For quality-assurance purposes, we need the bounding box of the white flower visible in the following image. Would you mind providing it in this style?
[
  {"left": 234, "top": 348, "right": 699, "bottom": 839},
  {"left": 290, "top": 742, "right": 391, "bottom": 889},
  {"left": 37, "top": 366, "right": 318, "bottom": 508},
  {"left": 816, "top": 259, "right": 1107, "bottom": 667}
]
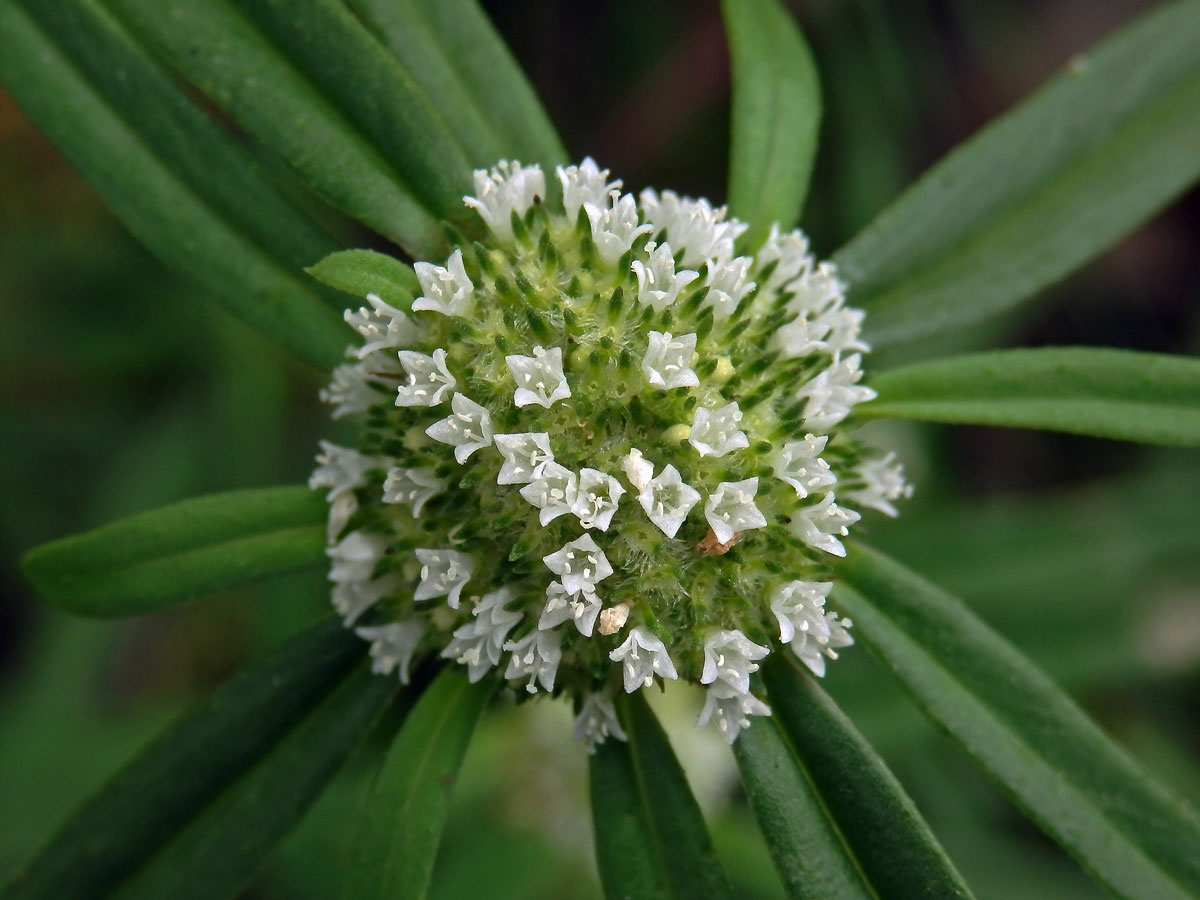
[
  {"left": 844, "top": 452, "right": 912, "bottom": 518},
  {"left": 638, "top": 189, "right": 745, "bottom": 267},
  {"left": 556, "top": 157, "right": 620, "bottom": 222},
  {"left": 539, "top": 580, "right": 603, "bottom": 637},
  {"left": 327, "top": 530, "right": 387, "bottom": 585},
  {"left": 504, "top": 629, "right": 562, "bottom": 693},
  {"left": 775, "top": 298, "right": 867, "bottom": 359},
  {"left": 773, "top": 435, "right": 836, "bottom": 499},
  {"left": 609, "top": 626, "right": 679, "bottom": 692},
  {"left": 320, "top": 361, "right": 378, "bottom": 419},
  {"left": 412, "top": 249, "right": 474, "bottom": 317},
  {"left": 382, "top": 467, "right": 444, "bottom": 516},
  {"left": 463, "top": 160, "right": 546, "bottom": 243},
  {"left": 572, "top": 468, "right": 626, "bottom": 531},
  {"left": 425, "top": 393, "right": 494, "bottom": 463},
  {"left": 697, "top": 687, "right": 771, "bottom": 743},
  {"left": 573, "top": 689, "right": 627, "bottom": 752},
  {"left": 395, "top": 348, "right": 456, "bottom": 407},
  {"left": 543, "top": 534, "right": 613, "bottom": 594},
  {"left": 791, "top": 492, "right": 861, "bottom": 557},
  {"left": 689, "top": 402, "right": 749, "bottom": 457},
  {"left": 493, "top": 432, "right": 554, "bottom": 485},
  {"left": 705, "top": 478, "right": 768, "bottom": 545},
  {"left": 770, "top": 580, "right": 834, "bottom": 644},
  {"left": 585, "top": 191, "right": 652, "bottom": 265},
  {"left": 332, "top": 576, "right": 397, "bottom": 626},
  {"left": 700, "top": 629, "right": 769, "bottom": 695},
  {"left": 413, "top": 548, "right": 474, "bottom": 608},
  {"left": 344, "top": 293, "right": 420, "bottom": 357},
  {"left": 756, "top": 224, "right": 813, "bottom": 294},
  {"left": 308, "top": 441, "right": 380, "bottom": 502},
  {"left": 621, "top": 448, "right": 654, "bottom": 493},
  {"left": 519, "top": 462, "right": 578, "bottom": 525},
  {"left": 506, "top": 345, "right": 571, "bottom": 408},
  {"left": 630, "top": 242, "right": 699, "bottom": 311},
  {"left": 704, "top": 256, "right": 755, "bottom": 319},
  {"left": 356, "top": 620, "right": 426, "bottom": 683},
  {"left": 822, "top": 306, "right": 869, "bottom": 355},
  {"left": 636, "top": 462, "right": 701, "bottom": 539},
  {"left": 792, "top": 610, "right": 853, "bottom": 678},
  {"left": 642, "top": 331, "right": 699, "bottom": 389},
  {"left": 785, "top": 260, "right": 844, "bottom": 318},
  {"left": 794, "top": 353, "right": 877, "bottom": 432},
  {"left": 442, "top": 588, "right": 522, "bottom": 682}
]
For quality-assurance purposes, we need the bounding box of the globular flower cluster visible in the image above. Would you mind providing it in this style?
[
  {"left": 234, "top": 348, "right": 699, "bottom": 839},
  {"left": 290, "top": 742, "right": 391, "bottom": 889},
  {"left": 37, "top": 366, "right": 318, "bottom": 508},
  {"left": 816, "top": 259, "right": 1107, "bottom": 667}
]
[{"left": 310, "top": 158, "right": 911, "bottom": 747}]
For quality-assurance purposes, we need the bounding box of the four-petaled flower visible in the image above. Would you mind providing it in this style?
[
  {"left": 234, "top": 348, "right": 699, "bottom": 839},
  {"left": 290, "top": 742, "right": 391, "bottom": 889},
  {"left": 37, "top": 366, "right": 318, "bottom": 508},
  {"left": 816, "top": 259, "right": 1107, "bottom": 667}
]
[
  {"left": 642, "top": 331, "right": 699, "bottom": 389},
  {"left": 413, "top": 248, "right": 474, "bottom": 317},
  {"left": 689, "top": 402, "right": 749, "bottom": 457},
  {"left": 610, "top": 626, "right": 679, "bottom": 692},
  {"left": 396, "top": 348, "right": 456, "bottom": 407},
  {"left": 506, "top": 346, "right": 571, "bottom": 408},
  {"left": 414, "top": 548, "right": 474, "bottom": 608},
  {"left": 705, "top": 478, "right": 768, "bottom": 545},
  {"left": 426, "top": 393, "right": 494, "bottom": 463}
]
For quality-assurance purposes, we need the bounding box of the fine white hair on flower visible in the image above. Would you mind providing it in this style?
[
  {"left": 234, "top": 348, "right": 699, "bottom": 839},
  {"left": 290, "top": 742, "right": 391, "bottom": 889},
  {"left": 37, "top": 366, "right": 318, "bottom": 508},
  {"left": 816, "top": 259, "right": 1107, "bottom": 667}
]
[
  {"left": 414, "top": 548, "right": 474, "bottom": 608},
  {"left": 543, "top": 534, "right": 614, "bottom": 594},
  {"left": 463, "top": 160, "right": 546, "bottom": 243},
  {"left": 382, "top": 467, "right": 444, "bottom": 517},
  {"left": 642, "top": 331, "right": 699, "bottom": 389},
  {"left": 689, "top": 402, "right": 749, "bottom": 458},
  {"left": 556, "top": 157, "right": 620, "bottom": 223},
  {"left": 506, "top": 345, "right": 571, "bottom": 408},
  {"left": 610, "top": 626, "right": 679, "bottom": 692},
  {"left": 790, "top": 492, "right": 861, "bottom": 557},
  {"left": 493, "top": 432, "right": 555, "bottom": 485},
  {"left": 356, "top": 620, "right": 427, "bottom": 684},
  {"left": 412, "top": 249, "right": 474, "bottom": 317},
  {"left": 344, "top": 293, "right": 420, "bottom": 358},
  {"left": 705, "top": 478, "right": 768, "bottom": 545},
  {"left": 773, "top": 435, "right": 837, "bottom": 499},
  {"left": 425, "top": 392, "right": 494, "bottom": 463},
  {"left": 574, "top": 690, "right": 626, "bottom": 753},
  {"left": 631, "top": 241, "right": 699, "bottom": 311}
]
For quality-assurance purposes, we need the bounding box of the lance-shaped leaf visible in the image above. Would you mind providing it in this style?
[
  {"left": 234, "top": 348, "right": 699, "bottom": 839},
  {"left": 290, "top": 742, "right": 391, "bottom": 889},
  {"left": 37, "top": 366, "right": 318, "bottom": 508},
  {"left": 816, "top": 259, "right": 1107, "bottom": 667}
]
[
  {"left": 343, "top": 667, "right": 491, "bottom": 900},
  {"left": 834, "top": 2, "right": 1200, "bottom": 350},
  {"left": 21, "top": 486, "right": 328, "bottom": 618},
  {"left": 834, "top": 543, "right": 1200, "bottom": 900},
  {"left": 106, "top": 0, "right": 454, "bottom": 257},
  {"left": 722, "top": 0, "right": 821, "bottom": 248},
  {"left": 307, "top": 249, "right": 420, "bottom": 310},
  {"left": 0, "top": 0, "right": 347, "bottom": 369},
  {"left": 346, "top": 0, "right": 567, "bottom": 169},
  {"left": 859, "top": 347, "right": 1200, "bottom": 447},
  {"left": 589, "top": 692, "right": 734, "bottom": 900},
  {"left": 2, "top": 620, "right": 365, "bottom": 900},
  {"left": 746, "top": 657, "right": 974, "bottom": 899}
]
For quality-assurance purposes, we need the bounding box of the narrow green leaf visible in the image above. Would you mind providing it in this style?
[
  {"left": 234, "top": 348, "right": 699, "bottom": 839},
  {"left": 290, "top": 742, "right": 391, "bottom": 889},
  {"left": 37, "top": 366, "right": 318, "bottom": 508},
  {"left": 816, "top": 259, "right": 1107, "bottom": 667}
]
[
  {"left": 2, "top": 619, "right": 363, "bottom": 900},
  {"left": 835, "top": 2, "right": 1200, "bottom": 350},
  {"left": 307, "top": 249, "right": 420, "bottom": 310},
  {"left": 21, "top": 486, "right": 328, "bottom": 618},
  {"left": 860, "top": 347, "right": 1200, "bottom": 446},
  {"left": 106, "top": 0, "right": 448, "bottom": 256},
  {"left": 112, "top": 668, "right": 401, "bottom": 900},
  {"left": 590, "top": 693, "right": 734, "bottom": 900},
  {"left": 759, "top": 657, "right": 974, "bottom": 899},
  {"left": 835, "top": 544, "right": 1200, "bottom": 900},
  {"left": 346, "top": 0, "right": 568, "bottom": 169},
  {"left": 722, "top": 0, "right": 821, "bottom": 247},
  {"left": 0, "top": 1, "right": 347, "bottom": 369},
  {"left": 344, "top": 667, "right": 491, "bottom": 900},
  {"left": 732, "top": 719, "right": 874, "bottom": 900}
]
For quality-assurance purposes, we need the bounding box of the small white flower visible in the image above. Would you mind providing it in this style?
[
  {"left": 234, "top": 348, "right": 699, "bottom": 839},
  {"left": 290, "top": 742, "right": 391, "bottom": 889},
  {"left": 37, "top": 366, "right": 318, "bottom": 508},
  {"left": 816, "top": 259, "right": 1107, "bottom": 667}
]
[
  {"left": 792, "top": 610, "right": 853, "bottom": 678},
  {"left": 794, "top": 353, "right": 877, "bottom": 432},
  {"left": 556, "top": 157, "right": 620, "bottom": 222},
  {"left": 320, "top": 361, "right": 378, "bottom": 419},
  {"left": 621, "top": 448, "right": 654, "bottom": 493},
  {"left": 463, "top": 160, "right": 546, "bottom": 242},
  {"left": 425, "top": 393, "right": 494, "bottom": 463},
  {"left": 700, "top": 629, "right": 769, "bottom": 695},
  {"left": 442, "top": 588, "right": 523, "bottom": 682},
  {"left": 705, "top": 478, "right": 768, "bottom": 545},
  {"left": 414, "top": 548, "right": 474, "bottom": 608},
  {"left": 506, "top": 345, "right": 571, "bottom": 408},
  {"left": 637, "top": 463, "right": 701, "bottom": 539},
  {"left": 845, "top": 452, "right": 913, "bottom": 517},
  {"left": 412, "top": 249, "right": 474, "bottom": 317},
  {"left": 493, "top": 432, "right": 555, "bottom": 485},
  {"left": 356, "top": 619, "right": 426, "bottom": 683},
  {"left": 822, "top": 306, "right": 869, "bottom": 356},
  {"left": 585, "top": 191, "right": 652, "bottom": 265},
  {"left": 573, "top": 689, "right": 627, "bottom": 752},
  {"left": 642, "top": 331, "right": 699, "bottom": 389},
  {"left": 543, "top": 534, "right": 613, "bottom": 594},
  {"left": 344, "top": 293, "right": 420, "bottom": 357},
  {"left": 756, "top": 224, "right": 813, "bottom": 294},
  {"left": 332, "top": 575, "right": 397, "bottom": 625},
  {"left": 382, "top": 467, "right": 444, "bottom": 516},
  {"left": 791, "top": 492, "right": 861, "bottom": 557},
  {"left": 504, "top": 629, "right": 562, "bottom": 693},
  {"left": 697, "top": 687, "right": 771, "bottom": 743},
  {"left": 519, "top": 462, "right": 578, "bottom": 525},
  {"left": 773, "top": 435, "right": 837, "bottom": 499},
  {"left": 689, "top": 402, "right": 749, "bottom": 457},
  {"left": 539, "top": 580, "right": 602, "bottom": 637},
  {"left": 395, "top": 348, "right": 456, "bottom": 407},
  {"left": 770, "top": 580, "right": 835, "bottom": 644},
  {"left": 638, "top": 189, "right": 745, "bottom": 267},
  {"left": 327, "top": 530, "right": 387, "bottom": 585},
  {"left": 784, "top": 260, "right": 844, "bottom": 318},
  {"left": 572, "top": 468, "right": 626, "bottom": 531},
  {"left": 609, "top": 626, "right": 679, "bottom": 692},
  {"left": 630, "top": 242, "right": 699, "bottom": 311},
  {"left": 309, "top": 441, "right": 381, "bottom": 502},
  {"left": 705, "top": 256, "right": 755, "bottom": 319}
]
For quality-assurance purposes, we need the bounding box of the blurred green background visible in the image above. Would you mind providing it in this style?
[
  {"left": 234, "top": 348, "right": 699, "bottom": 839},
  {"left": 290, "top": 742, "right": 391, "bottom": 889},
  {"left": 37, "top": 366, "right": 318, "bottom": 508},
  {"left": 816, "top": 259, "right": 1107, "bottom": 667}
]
[{"left": 2, "top": 1, "right": 1199, "bottom": 897}]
